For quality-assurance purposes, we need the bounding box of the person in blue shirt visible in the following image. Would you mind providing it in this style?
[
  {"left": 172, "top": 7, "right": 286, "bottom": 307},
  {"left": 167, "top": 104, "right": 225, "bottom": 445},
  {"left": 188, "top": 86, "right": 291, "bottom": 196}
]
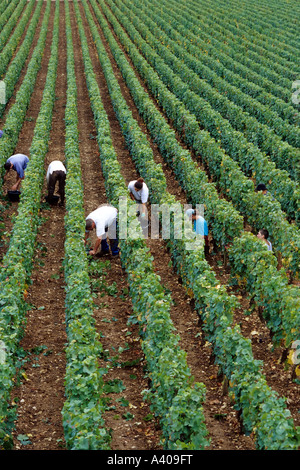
[
  {"left": 4, "top": 153, "right": 29, "bottom": 191},
  {"left": 186, "top": 208, "right": 209, "bottom": 256},
  {"left": 0, "top": 130, "right": 3, "bottom": 138}
]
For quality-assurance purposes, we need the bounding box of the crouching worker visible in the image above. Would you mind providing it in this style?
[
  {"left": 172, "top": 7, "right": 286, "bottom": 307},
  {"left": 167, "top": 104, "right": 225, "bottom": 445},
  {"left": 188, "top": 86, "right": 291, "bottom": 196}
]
[
  {"left": 85, "top": 204, "right": 119, "bottom": 256},
  {"left": 46, "top": 160, "right": 66, "bottom": 206},
  {"left": 4, "top": 153, "right": 29, "bottom": 191},
  {"left": 128, "top": 177, "right": 149, "bottom": 217},
  {"left": 186, "top": 208, "right": 209, "bottom": 256}
]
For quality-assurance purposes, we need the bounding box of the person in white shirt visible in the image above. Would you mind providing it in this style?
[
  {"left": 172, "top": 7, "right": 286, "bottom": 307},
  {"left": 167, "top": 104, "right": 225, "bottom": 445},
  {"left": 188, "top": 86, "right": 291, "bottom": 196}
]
[
  {"left": 46, "top": 160, "right": 66, "bottom": 205},
  {"left": 128, "top": 178, "right": 149, "bottom": 217},
  {"left": 85, "top": 204, "right": 119, "bottom": 256},
  {"left": 257, "top": 228, "right": 272, "bottom": 251}
]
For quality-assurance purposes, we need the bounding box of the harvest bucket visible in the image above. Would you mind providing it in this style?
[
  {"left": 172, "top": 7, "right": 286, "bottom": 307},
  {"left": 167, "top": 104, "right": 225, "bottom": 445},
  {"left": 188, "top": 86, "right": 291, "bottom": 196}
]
[
  {"left": 7, "top": 190, "right": 21, "bottom": 202},
  {"left": 45, "top": 195, "right": 59, "bottom": 205}
]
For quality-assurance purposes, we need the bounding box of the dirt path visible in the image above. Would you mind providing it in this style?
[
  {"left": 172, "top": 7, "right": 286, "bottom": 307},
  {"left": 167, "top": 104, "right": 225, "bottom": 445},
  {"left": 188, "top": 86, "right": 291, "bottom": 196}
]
[{"left": 11, "top": 2, "right": 67, "bottom": 450}]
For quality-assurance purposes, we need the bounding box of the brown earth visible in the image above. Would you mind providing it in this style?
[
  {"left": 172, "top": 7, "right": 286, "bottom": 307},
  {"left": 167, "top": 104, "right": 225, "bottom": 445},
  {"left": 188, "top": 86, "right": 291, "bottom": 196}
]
[{"left": 0, "top": 0, "right": 298, "bottom": 452}]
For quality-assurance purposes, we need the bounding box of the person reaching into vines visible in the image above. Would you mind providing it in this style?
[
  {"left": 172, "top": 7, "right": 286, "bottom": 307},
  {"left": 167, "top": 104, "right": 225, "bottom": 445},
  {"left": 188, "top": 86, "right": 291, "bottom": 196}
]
[
  {"left": 3, "top": 153, "right": 29, "bottom": 191},
  {"left": 257, "top": 228, "right": 272, "bottom": 252},
  {"left": 186, "top": 208, "right": 209, "bottom": 257},
  {"left": 128, "top": 177, "right": 149, "bottom": 217},
  {"left": 85, "top": 204, "right": 119, "bottom": 257}
]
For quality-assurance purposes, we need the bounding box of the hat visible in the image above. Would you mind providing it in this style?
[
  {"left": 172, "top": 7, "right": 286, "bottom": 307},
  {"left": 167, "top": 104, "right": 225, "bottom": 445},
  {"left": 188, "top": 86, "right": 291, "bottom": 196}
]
[{"left": 256, "top": 183, "right": 267, "bottom": 191}]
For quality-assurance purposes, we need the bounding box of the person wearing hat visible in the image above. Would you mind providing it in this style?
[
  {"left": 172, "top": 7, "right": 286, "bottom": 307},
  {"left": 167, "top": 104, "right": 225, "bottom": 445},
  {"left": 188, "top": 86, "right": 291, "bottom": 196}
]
[
  {"left": 46, "top": 160, "right": 66, "bottom": 206},
  {"left": 128, "top": 177, "right": 149, "bottom": 217},
  {"left": 256, "top": 183, "right": 274, "bottom": 200},
  {"left": 3, "top": 153, "right": 29, "bottom": 191},
  {"left": 85, "top": 204, "right": 119, "bottom": 256},
  {"left": 185, "top": 208, "right": 209, "bottom": 256}
]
